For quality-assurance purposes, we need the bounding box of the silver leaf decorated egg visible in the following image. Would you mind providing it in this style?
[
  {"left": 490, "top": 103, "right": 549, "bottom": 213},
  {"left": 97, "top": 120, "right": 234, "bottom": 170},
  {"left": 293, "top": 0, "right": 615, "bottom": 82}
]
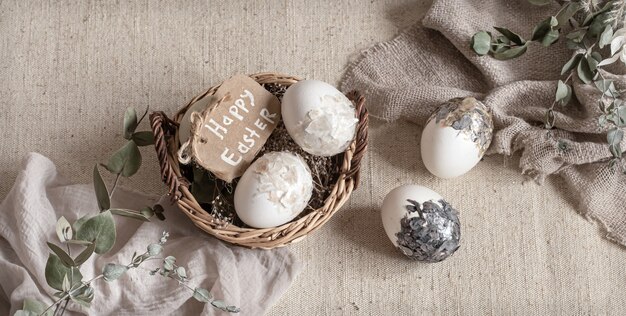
[
  {"left": 381, "top": 185, "right": 461, "bottom": 262},
  {"left": 281, "top": 80, "right": 359, "bottom": 156},
  {"left": 420, "top": 97, "right": 493, "bottom": 178}
]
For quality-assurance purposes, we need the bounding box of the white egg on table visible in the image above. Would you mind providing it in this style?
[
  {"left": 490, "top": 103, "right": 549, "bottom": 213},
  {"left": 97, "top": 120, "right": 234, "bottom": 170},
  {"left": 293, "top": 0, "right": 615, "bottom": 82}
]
[
  {"left": 381, "top": 184, "right": 461, "bottom": 262},
  {"left": 234, "top": 151, "right": 313, "bottom": 228},
  {"left": 420, "top": 97, "right": 493, "bottom": 179},
  {"left": 281, "top": 79, "right": 359, "bottom": 157}
]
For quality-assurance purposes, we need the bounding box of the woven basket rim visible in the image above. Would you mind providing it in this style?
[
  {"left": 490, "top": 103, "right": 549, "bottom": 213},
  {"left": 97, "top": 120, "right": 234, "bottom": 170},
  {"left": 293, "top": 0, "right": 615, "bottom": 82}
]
[{"left": 149, "top": 72, "right": 368, "bottom": 249}]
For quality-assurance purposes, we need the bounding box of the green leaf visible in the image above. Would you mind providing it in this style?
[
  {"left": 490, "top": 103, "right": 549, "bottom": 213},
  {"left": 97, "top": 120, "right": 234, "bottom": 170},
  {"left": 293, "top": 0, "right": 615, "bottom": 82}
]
[
  {"left": 62, "top": 274, "right": 71, "bottom": 292},
  {"left": 73, "top": 215, "right": 89, "bottom": 233},
  {"left": 110, "top": 208, "right": 151, "bottom": 222},
  {"left": 66, "top": 239, "right": 93, "bottom": 246},
  {"left": 163, "top": 256, "right": 176, "bottom": 271},
  {"left": 147, "top": 243, "right": 163, "bottom": 256},
  {"left": 595, "top": 79, "right": 616, "bottom": 94},
  {"left": 71, "top": 286, "right": 94, "bottom": 308},
  {"left": 140, "top": 206, "right": 155, "bottom": 219},
  {"left": 191, "top": 167, "right": 216, "bottom": 204},
  {"left": 226, "top": 306, "right": 241, "bottom": 313},
  {"left": 545, "top": 109, "right": 556, "bottom": 129},
  {"left": 528, "top": 0, "right": 552, "bottom": 5},
  {"left": 56, "top": 216, "right": 72, "bottom": 242},
  {"left": 22, "top": 298, "right": 52, "bottom": 316},
  {"left": 193, "top": 288, "right": 212, "bottom": 303},
  {"left": 93, "top": 165, "right": 110, "bottom": 211},
  {"left": 494, "top": 27, "right": 525, "bottom": 45},
  {"left": 531, "top": 17, "right": 554, "bottom": 41},
  {"left": 470, "top": 31, "right": 491, "bottom": 55},
  {"left": 600, "top": 26, "right": 614, "bottom": 48},
  {"left": 587, "top": 54, "right": 599, "bottom": 72},
  {"left": 609, "top": 143, "right": 622, "bottom": 158},
  {"left": 123, "top": 107, "right": 138, "bottom": 140},
  {"left": 47, "top": 242, "right": 75, "bottom": 267},
  {"left": 608, "top": 128, "right": 624, "bottom": 146},
  {"left": 577, "top": 57, "right": 594, "bottom": 84},
  {"left": 555, "top": 80, "right": 572, "bottom": 105},
  {"left": 556, "top": 2, "right": 580, "bottom": 27},
  {"left": 132, "top": 131, "right": 155, "bottom": 146},
  {"left": 45, "top": 254, "right": 83, "bottom": 291},
  {"left": 175, "top": 266, "right": 187, "bottom": 279},
  {"left": 106, "top": 141, "right": 142, "bottom": 177},
  {"left": 212, "top": 300, "right": 227, "bottom": 310},
  {"left": 493, "top": 44, "right": 528, "bottom": 60},
  {"left": 566, "top": 29, "right": 586, "bottom": 43},
  {"left": 103, "top": 263, "right": 128, "bottom": 281},
  {"left": 74, "top": 242, "right": 96, "bottom": 266},
  {"left": 76, "top": 211, "right": 116, "bottom": 254},
  {"left": 561, "top": 53, "right": 582, "bottom": 75},
  {"left": 540, "top": 29, "right": 559, "bottom": 46},
  {"left": 617, "top": 107, "right": 626, "bottom": 126}
]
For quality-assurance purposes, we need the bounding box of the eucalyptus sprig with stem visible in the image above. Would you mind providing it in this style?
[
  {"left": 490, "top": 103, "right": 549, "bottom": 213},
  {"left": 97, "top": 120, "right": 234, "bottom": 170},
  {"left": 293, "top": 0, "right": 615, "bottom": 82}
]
[
  {"left": 14, "top": 107, "right": 239, "bottom": 315},
  {"left": 470, "top": 0, "right": 626, "bottom": 171}
]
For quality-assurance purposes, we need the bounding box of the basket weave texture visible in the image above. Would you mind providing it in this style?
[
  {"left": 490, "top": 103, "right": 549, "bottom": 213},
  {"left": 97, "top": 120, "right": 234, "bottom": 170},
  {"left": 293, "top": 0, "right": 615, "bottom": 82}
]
[{"left": 149, "top": 72, "right": 368, "bottom": 249}]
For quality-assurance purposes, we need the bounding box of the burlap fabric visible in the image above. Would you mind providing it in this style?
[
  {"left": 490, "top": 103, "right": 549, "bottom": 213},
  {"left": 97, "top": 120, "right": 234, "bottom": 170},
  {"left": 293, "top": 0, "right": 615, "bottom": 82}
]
[{"left": 341, "top": 0, "right": 626, "bottom": 245}]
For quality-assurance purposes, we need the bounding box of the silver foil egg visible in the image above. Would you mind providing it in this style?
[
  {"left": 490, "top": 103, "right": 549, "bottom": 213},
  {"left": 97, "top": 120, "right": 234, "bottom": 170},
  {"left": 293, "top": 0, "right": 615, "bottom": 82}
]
[{"left": 381, "top": 185, "right": 461, "bottom": 262}]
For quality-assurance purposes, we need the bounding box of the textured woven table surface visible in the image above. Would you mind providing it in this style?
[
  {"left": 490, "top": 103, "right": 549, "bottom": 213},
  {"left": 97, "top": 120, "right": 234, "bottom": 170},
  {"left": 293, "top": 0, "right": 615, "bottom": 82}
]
[{"left": 1, "top": 1, "right": 625, "bottom": 315}]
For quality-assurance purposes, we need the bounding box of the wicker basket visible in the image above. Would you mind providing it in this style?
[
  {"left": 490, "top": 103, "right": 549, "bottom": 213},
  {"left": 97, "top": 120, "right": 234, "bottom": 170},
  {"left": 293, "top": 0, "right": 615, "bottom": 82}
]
[{"left": 149, "top": 72, "right": 368, "bottom": 249}]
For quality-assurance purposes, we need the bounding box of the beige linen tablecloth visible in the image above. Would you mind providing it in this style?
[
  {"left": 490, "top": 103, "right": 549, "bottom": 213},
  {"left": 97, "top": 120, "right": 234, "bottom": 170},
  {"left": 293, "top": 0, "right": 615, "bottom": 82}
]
[{"left": 1, "top": 0, "right": 625, "bottom": 314}]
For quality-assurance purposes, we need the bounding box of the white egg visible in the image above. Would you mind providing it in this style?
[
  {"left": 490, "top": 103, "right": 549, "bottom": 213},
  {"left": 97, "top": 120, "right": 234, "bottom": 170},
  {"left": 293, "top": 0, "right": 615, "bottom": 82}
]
[
  {"left": 381, "top": 185, "right": 461, "bottom": 262},
  {"left": 234, "top": 151, "right": 313, "bottom": 228},
  {"left": 281, "top": 80, "right": 359, "bottom": 156},
  {"left": 420, "top": 97, "right": 493, "bottom": 179}
]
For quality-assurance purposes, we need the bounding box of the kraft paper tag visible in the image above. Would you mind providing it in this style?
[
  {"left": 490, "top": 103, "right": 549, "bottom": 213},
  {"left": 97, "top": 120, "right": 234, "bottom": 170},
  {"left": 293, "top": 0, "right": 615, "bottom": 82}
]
[{"left": 189, "top": 75, "right": 281, "bottom": 182}]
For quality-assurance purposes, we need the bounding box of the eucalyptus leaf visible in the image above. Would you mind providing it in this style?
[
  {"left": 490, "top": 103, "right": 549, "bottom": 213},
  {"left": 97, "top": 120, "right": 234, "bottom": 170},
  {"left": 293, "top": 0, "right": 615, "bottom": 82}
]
[
  {"left": 595, "top": 79, "right": 615, "bottom": 94},
  {"left": 76, "top": 211, "right": 116, "bottom": 254},
  {"left": 618, "top": 107, "right": 626, "bottom": 126},
  {"left": 577, "top": 57, "right": 594, "bottom": 84},
  {"left": 21, "top": 298, "right": 52, "bottom": 316},
  {"left": 103, "top": 263, "right": 128, "bottom": 281},
  {"left": 175, "top": 266, "right": 187, "bottom": 279},
  {"left": 587, "top": 55, "right": 599, "bottom": 72},
  {"left": 14, "top": 311, "right": 36, "bottom": 316},
  {"left": 561, "top": 53, "right": 582, "bottom": 75},
  {"left": 545, "top": 109, "right": 556, "bottom": 129},
  {"left": 531, "top": 17, "right": 557, "bottom": 42},
  {"left": 47, "top": 242, "right": 75, "bottom": 267},
  {"left": 73, "top": 215, "right": 89, "bottom": 233},
  {"left": 70, "top": 295, "right": 92, "bottom": 308},
  {"left": 607, "top": 128, "right": 624, "bottom": 146},
  {"left": 470, "top": 31, "right": 491, "bottom": 55},
  {"left": 494, "top": 27, "right": 525, "bottom": 45},
  {"left": 528, "top": 0, "right": 552, "bottom": 6},
  {"left": 556, "top": 2, "right": 580, "bottom": 27},
  {"left": 611, "top": 35, "right": 625, "bottom": 56},
  {"left": 73, "top": 285, "right": 94, "bottom": 306},
  {"left": 163, "top": 256, "right": 176, "bottom": 271},
  {"left": 493, "top": 44, "right": 528, "bottom": 60},
  {"left": 56, "top": 216, "right": 72, "bottom": 242},
  {"left": 132, "top": 131, "right": 155, "bottom": 146},
  {"left": 211, "top": 300, "right": 227, "bottom": 310},
  {"left": 123, "top": 107, "right": 138, "bottom": 140},
  {"left": 74, "top": 242, "right": 96, "bottom": 266},
  {"left": 110, "top": 208, "right": 150, "bottom": 222},
  {"left": 93, "top": 165, "right": 110, "bottom": 211},
  {"left": 140, "top": 206, "right": 155, "bottom": 219},
  {"left": 226, "top": 306, "right": 241, "bottom": 313},
  {"left": 541, "top": 29, "right": 559, "bottom": 47},
  {"left": 106, "top": 141, "right": 142, "bottom": 177},
  {"left": 600, "top": 26, "right": 614, "bottom": 48},
  {"left": 193, "top": 288, "right": 212, "bottom": 303},
  {"left": 566, "top": 29, "right": 586, "bottom": 43},
  {"left": 610, "top": 143, "right": 623, "bottom": 158},
  {"left": 62, "top": 274, "right": 71, "bottom": 292},
  {"left": 555, "top": 80, "right": 572, "bottom": 105},
  {"left": 147, "top": 243, "right": 163, "bottom": 256},
  {"left": 45, "top": 254, "right": 83, "bottom": 291},
  {"left": 598, "top": 52, "right": 621, "bottom": 67},
  {"left": 66, "top": 239, "right": 93, "bottom": 246}
]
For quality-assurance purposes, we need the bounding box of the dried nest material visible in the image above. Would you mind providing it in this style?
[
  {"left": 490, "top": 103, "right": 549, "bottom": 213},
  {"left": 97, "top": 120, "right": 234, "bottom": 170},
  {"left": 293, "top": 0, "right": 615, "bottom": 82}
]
[{"left": 184, "top": 82, "right": 338, "bottom": 227}]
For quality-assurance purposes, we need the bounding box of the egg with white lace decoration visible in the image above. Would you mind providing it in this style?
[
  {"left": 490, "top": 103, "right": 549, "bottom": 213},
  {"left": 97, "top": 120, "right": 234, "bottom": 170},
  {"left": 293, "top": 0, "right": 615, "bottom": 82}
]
[
  {"left": 281, "top": 80, "right": 359, "bottom": 156},
  {"left": 234, "top": 151, "right": 313, "bottom": 228},
  {"left": 421, "top": 97, "right": 493, "bottom": 179},
  {"left": 381, "top": 185, "right": 461, "bottom": 262}
]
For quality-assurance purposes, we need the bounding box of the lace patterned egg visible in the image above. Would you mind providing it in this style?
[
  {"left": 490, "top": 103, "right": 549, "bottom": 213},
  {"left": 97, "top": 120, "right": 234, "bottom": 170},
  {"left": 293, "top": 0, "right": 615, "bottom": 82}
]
[
  {"left": 421, "top": 97, "right": 493, "bottom": 179},
  {"left": 234, "top": 151, "right": 313, "bottom": 228},
  {"left": 381, "top": 185, "right": 461, "bottom": 262},
  {"left": 282, "top": 80, "right": 359, "bottom": 156}
]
